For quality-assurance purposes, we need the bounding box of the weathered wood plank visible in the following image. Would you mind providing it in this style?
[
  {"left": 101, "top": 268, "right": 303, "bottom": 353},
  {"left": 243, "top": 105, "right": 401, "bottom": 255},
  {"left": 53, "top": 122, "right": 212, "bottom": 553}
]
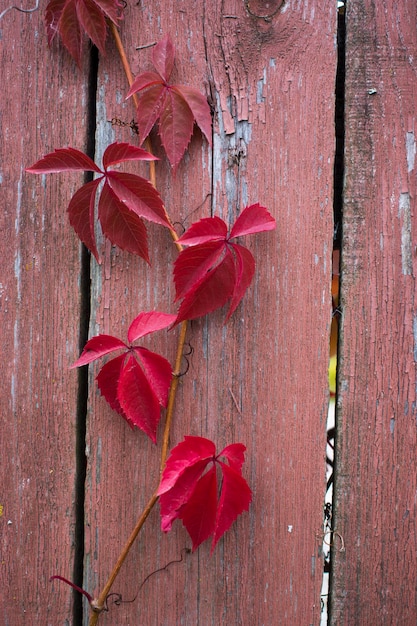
[
  {"left": 331, "top": 0, "right": 417, "bottom": 623},
  {"left": 84, "top": 1, "right": 336, "bottom": 624},
  {"left": 0, "top": 9, "right": 89, "bottom": 625}
]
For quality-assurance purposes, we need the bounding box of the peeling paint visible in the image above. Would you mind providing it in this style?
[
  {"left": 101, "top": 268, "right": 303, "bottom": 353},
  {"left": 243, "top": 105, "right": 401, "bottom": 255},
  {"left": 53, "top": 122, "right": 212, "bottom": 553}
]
[
  {"left": 256, "top": 68, "right": 267, "bottom": 124},
  {"left": 257, "top": 70, "right": 266, "bottom": 103},
  {"left": 212, "top": 93, "right": 252, "bottom": 219},
  {"left": 406, "top": 131, "right": 416, "bottom": 172},
  {"left": 224, "top": 120, "right": 252, "bottom": 218},
  {"left": 398, "top": 192, "right": 412, "bottom": 275}
]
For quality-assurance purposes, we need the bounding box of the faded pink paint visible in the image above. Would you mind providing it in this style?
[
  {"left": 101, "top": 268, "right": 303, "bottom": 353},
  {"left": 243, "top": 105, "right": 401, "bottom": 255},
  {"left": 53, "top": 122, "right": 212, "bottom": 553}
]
[{"left": 331, "top": 1, "right": 417, "bottom": 623}]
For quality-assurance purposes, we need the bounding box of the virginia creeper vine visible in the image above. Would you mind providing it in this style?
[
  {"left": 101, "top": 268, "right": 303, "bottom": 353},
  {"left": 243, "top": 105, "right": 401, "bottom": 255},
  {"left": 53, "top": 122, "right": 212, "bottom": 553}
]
[{"left": 28, "top": 3, "right": 276, "bottom": 623}]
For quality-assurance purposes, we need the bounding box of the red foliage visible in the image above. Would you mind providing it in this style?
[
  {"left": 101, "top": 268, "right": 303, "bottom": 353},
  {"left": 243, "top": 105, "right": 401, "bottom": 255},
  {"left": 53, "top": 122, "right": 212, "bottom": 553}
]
[
  {"left": 158, "top": 436, "right": 252, "bottom": 551},
  {"left": 71, "top": 311, "right": 176, "bottom": 442},
  {"left": 26, "top": 143, "right": 170, "bottom": 263},
  {"left": 28, "top": 15, "right": 278, "bottom": 561},
  {"left": 127, "top": 35, "right": 212, "bottom": 169},
  {"left": 45, "top": 0, "right": 123, "bottom": 66},
  {"left": 173, "top": 203, "right": 276, "bottom": 324}
]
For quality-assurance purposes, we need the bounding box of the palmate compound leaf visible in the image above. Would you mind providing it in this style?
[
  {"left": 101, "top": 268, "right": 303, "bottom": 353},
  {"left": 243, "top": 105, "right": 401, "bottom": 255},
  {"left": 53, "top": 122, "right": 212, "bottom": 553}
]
[
  {"left": 157, "top": 436, "right": 252, "bottom": 552},
  {"left": 45, "top": 0, "right": 123, "bottom": 66},
  {"left": 173, "top": 204, "right": 276, "bottom": 324},
  {"left": 126, "top": 35, "right": 212, "bottom": 169},
  {"left": 71, "top": 311, "right": 176, "bottom": 441},
  {"left": 26, "top": 143, "right": 170, "bottom": 263}
]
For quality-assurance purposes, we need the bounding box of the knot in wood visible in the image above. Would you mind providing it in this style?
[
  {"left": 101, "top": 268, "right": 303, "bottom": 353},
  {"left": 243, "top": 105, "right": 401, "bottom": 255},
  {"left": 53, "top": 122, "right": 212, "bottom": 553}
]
[{"left": 244, "top": 0, "right": 285, "bottom": 22}]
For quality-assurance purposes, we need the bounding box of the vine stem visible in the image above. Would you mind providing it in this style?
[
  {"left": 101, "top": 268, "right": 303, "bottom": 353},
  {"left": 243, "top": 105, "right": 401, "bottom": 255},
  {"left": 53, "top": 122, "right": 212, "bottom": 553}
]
[
  {"left": 88, "top": 24, "right": 189, "bottom": 625},
  {"left": 88, "top": 321, "right": 187, "bottom": 624}
]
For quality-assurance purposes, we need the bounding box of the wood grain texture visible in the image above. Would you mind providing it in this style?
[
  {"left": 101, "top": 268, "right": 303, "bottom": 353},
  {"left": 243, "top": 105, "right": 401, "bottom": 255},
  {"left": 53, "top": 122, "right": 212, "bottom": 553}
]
[
  {"left": 331, "top": 1, "right": 417, "bottom": 623},
  {"left": 84, "top": 1, "right": 336, "bottom": 624},
  {"left": 0, "top": 10, "right": 89, "bottom": 625}
]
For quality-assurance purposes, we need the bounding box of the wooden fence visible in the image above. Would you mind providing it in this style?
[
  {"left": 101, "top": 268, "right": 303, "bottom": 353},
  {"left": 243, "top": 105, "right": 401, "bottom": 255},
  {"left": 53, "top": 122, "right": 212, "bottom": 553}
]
[{"left": 1, "top": 1, "right": 416, "bottom": 624}]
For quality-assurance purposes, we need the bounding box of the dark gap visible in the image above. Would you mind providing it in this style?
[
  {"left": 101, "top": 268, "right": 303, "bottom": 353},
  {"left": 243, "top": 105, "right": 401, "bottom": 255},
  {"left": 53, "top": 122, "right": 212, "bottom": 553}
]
[
  {"left": 326, "top": 2, "right": 345, "bottom": 623},
  {"left": 72, "top": 44, "right": 98, "bottom": 626},
  {"left": 333, "top": 3, "right": 345, "bottom": 251}
]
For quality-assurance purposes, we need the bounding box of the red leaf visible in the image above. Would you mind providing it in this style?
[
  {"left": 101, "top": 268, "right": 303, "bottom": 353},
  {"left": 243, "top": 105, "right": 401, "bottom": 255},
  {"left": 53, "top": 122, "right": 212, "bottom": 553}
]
[
  {"left": 177, "top": 217, "right": 227, "bottom": 246},
  {"left": 159, "top": 459, "right": 213, "bottom": 532},
  {"left": 67, "top": 178, "right": 101, "bottom": 262},
  {"left": 211, "top": 462, "right": 252, "bottom": 551},
  {"left": 134, "top": 347, "right": 173, "bottom": 407},
  {"left": 217, "top": 443, "right": 247, "bottom": 472},
  {"left": 26, "top": 147, "right": 101, "bottom": 174},
  {"left": 178, "top": 466, "right": 218, "bottom": 551},
  {"left": 92, "top": 0, "right": 122, "bottom": 24},
  {"left": 158, "top": 436, "right": 216, "bottom": 495},
  {"left": 152, "top": 34, "right": 175, "bottom": 81},
  {"left": 102, "top": 142, "right": 158, "bottom": 169},
  {"left": 173, "top": 85, "right": 212, "bottom": 145},
  {"left": 96, "top": 354, "right": 128, "bottom": 421},
  {"left": 131, "top": 84, "right": 166, "bottom": 143},
  {"left": 71, "top": 334, "right": 127, "bottom": 368},
  {"left": 105, "top": 172, "right": 169, "bottom": 227},
  {"left": 158, "top": 437, "right": 216, "bottom": 533},
  {"left": 127, "top": 311, "right": 176, "bottom": 343},
  {"left": 229, "top": 203, "right": 276, "bottom": 239},
  {"left": 45, "top": 0, "right": 65, "bottom": 45},
  {"left": 44, "top": 0, "right": 122, "bottom": 65},
  {"left": 76, "top": 0, "right": 107, "bottom": 55},
  {"left": 158, "top": 437, "right": 251, "bottom": 551},
  {"left": 73, "top": 315, "right": 173, "bottom": 436},
  {"left": 58, "top": 0, "right": 83, "bottom": 65},
  {"left": 173, "top": 242, "right": 225, "bottom": 302},
  {"left": 172, "top": 207, "right": 274, "bottom": 323},
  {"left": 126, "top": 72, "right": 162, "bottom": 96},
  {"left": 98, "top": 184, "right": 150, "bottom": 262},
  {"left": 127, "top": 36, "right": 212, "bottom": 168},
  {"left": 27, "top": 143, "right": 170, "bottom": 260},
  {"left": 174, "top": 251, "right": 236, "bottom": 325},
  {"left": 118, "top": 355, "right": 161, "bottom": 442},
  {"left": 225, "top": 243, "right": 255, "bottom": 321},
  {"left": 158, "top": 89, "right": 195, "bottom": 170}
]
